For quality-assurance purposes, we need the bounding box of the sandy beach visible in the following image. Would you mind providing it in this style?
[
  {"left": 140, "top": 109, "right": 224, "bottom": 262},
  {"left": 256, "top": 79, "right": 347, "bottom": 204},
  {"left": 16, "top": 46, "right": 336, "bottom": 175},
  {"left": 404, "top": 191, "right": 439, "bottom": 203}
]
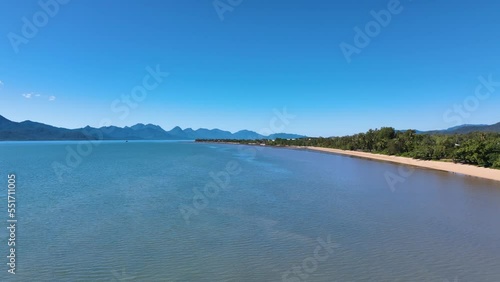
[{"left": 302, "top": 146, "right": 500, "bottom": 182}]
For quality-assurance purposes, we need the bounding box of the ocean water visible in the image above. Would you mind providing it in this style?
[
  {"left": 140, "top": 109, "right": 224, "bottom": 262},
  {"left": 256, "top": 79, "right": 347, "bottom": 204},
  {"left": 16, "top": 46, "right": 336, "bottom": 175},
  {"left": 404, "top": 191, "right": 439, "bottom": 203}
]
[{"left": 0, "top": 141, "right": 499, "bottom": 281}]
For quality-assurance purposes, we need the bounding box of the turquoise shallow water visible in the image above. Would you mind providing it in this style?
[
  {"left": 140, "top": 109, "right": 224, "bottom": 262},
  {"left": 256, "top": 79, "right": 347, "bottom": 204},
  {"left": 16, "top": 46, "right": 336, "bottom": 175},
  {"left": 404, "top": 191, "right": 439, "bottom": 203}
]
[{"left": 0, "top": 141, "right": 500, "bottom": 281}]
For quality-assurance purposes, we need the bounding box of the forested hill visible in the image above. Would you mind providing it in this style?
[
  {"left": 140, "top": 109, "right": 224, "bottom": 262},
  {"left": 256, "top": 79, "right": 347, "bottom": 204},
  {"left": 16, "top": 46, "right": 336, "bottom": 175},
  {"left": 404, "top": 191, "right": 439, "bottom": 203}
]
[
  {"left": 197, "top": 127, "right": 500, "bottom": 169},
  {"left": 423, "top": 123, "right": 500, "bottom": 135}
]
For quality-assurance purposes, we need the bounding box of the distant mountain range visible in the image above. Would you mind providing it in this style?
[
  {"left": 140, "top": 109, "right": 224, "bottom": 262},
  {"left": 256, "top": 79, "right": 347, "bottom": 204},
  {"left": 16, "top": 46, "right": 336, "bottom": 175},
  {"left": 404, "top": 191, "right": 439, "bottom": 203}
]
[
  {"left": 421, "top": 122, "right": 500, "bottom": 135},
  {"left": 0, "top": 115, "right": 305, "bottom": 141},
  {"left": 1, "top": 115, "right": 499, "bottom": 141}
]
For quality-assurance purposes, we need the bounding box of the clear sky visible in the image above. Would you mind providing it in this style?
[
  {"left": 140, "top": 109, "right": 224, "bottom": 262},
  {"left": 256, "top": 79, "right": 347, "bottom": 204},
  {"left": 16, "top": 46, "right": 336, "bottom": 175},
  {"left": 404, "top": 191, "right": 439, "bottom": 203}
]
[{"left": 1, "top": 0, "right": 499, "bottom": 137}]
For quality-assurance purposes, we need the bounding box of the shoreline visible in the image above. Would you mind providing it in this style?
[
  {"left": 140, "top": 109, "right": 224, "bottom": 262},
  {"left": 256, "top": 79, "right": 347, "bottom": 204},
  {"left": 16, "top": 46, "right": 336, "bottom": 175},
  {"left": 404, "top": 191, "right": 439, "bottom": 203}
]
[
  {"left": 199, "top": 142, "right": 500, "bottom": 182},
  {"left": 301, "top": 146, "right": 500, "bottom": 182}
]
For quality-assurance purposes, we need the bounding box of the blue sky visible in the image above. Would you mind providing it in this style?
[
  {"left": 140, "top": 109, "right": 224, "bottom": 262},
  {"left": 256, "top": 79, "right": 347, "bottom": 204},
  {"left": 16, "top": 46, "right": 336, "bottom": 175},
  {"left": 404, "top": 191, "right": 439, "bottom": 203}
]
[{"left": 1, "top": 0, "right": 499, "bottom": 136}]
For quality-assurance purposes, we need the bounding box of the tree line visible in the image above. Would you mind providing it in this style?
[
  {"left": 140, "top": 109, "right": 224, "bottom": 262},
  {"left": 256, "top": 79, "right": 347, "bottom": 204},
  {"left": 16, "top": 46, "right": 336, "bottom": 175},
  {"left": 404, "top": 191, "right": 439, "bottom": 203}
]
[{"left": 196, "top": 127, "right": 500, "bottom": 169}]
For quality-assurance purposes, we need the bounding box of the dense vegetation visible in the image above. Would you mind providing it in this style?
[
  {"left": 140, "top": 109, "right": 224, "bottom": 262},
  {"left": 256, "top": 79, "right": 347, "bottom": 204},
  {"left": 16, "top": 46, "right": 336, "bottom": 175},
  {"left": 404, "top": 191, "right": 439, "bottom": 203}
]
[{"left": 197, "top": 127, "right": 500, "bottom": 169}]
